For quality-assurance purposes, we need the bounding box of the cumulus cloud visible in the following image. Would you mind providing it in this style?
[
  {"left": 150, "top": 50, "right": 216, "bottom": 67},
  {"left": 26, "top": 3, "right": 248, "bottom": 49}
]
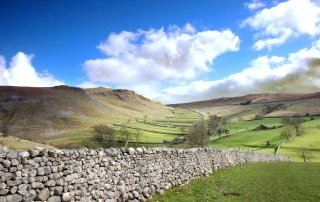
[
  {"left": 158, "top": 39, "right": 320, "bottom": 103},
  {"left": 0, "top": 52, "right": 63, "bottom": 87},
  {"left": 245, "top": 0, "right": 266, "bottom": 10},
  {"left": 83, "top": 24, "right": 240, "bottom": 85},
  {"left": 242, "top": 0, "right": 320, "bottom": 50}
]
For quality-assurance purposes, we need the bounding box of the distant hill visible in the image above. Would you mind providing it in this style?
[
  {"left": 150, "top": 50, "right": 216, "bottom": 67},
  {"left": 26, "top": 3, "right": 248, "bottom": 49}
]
[
  {"left": 169, "top": 92, "right": 320, "bottom": 119},
  {"left": 0, "top": 85, "right": 170, "bottom": 139}
]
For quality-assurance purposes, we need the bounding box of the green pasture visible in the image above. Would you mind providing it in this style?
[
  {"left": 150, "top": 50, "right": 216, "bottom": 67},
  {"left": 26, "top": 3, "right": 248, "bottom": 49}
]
[
  {"left": 210, "top": 128, "right": 285, "bottom": 154},
  {"left": 41, "top": 108, "right": 201, "bottom": 148},
  {"left": 151, "top": 162, "right": 320, "bottom": 202},
  {"left": 280, "top": 128, "right": 320, "bottom": 162}
]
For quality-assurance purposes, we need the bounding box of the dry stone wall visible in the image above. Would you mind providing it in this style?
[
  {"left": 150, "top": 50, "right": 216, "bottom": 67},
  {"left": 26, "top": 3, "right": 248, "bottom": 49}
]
[{"left": 0, "top": 146, "right": 290, "bottom": 202}]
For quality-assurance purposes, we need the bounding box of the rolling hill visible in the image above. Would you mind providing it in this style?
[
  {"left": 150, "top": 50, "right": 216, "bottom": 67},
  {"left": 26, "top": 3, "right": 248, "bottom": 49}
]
[
  {"left": 169, "top": 92, "right": 320, "bottom": 120},
  {"left": 0, "top": 85, "right": 171, "bottom": 139}
]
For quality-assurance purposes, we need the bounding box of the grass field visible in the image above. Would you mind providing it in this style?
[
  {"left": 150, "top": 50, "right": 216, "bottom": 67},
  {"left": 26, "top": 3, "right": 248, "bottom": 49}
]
[
  {"left": 280, "top": 128, "right": 320, "bottom": 162},
  {"left": 0, "top": 135, "right": 56, "bottom": 150},
  {"left": 21, "top": 105, "right": 320, "bottom": 164},
  {"left": 225, "top": 117, "right": 282, "bottom": 134},
  {"left": 210, "top": 117, "right": 320, "bottom": 160},
  {"left": 210, "top": 128, "right": 285, "bottom": 154},
  {"left": 209, "top": 118, "right": 286, "bottom": 153},
  {"left": 151, "top": 162, "right": 320, "bottom": 202},
  {"left": 40, "top": 108, "right": 202, "bottom": 148}
]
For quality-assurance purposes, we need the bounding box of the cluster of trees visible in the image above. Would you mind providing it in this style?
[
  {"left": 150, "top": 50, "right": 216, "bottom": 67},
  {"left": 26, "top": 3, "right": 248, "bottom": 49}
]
[
  {"left": 92, "top": 124, "right": 141, "bottom": 148},
  {"left": 187, "top": 121, "right": 208, "bottom": 147},
  {"left": 186, "top": 115, "right": 228, "bottom": 147},
  {"left": 281, "top": 116, "right": 304, "bottom": 142},
  {"left": 207, "top": 115, "right": 228, "bottom": 138},
  {"left": 93, "top": 124, "right": 116, "bottom": 147}
]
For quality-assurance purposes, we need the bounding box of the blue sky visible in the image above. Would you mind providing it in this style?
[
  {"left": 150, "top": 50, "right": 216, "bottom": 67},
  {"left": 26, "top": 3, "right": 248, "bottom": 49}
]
[{"left": 1, "top": 0, "right": 320, "bottom": 103}]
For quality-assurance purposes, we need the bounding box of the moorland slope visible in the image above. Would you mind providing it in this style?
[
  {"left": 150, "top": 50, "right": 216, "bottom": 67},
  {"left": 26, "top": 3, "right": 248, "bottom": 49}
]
[
  {"left": 169, "top": 92, "right": 320, "bottom": 119},
  {"left": 0, "top": 85, "right": 170, "bottom": 139}
]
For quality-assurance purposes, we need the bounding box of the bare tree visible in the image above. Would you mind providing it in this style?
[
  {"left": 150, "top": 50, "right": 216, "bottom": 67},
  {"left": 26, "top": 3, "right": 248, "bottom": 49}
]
[
  {"left": 281, "top": 126, "right": 294, "bottom": 142},
  {"left": 298, "top": 149, "right": 312, "bottom": 162},
  {"left": 187, "top": 121, "right": 209, "bottom": 147},
  {"left": 281, "top": 116, "right": 304, "bottom": 142},
  {"left": 220, "top": 118, "right": 227, "bottom": 126},
  {"left": 207, "top": 115, "right": 227, "bottom": 138},
  {"left": 119, "top": 127, "right": 131, "bottom": 148},
  {"left": 93, "top": 124, "right": 115, "bottom": 147},
  {"left": 208, "top": 115, "right": 220, "bottom": 131}
]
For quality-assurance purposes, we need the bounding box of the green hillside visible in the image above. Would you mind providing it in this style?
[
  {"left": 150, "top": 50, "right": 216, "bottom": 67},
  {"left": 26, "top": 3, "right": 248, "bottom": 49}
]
[{"left": 41, "top": 108, "right": 202, "bottom": 148}]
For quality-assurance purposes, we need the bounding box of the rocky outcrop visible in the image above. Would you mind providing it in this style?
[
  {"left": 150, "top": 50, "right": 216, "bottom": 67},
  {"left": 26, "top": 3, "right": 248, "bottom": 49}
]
[{"left": 0, "top": 146, "right": 290, "bottom": 201}]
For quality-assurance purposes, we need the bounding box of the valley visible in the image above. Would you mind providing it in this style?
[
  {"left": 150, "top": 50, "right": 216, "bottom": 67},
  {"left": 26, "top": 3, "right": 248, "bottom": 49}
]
[{"left": 1, "top": 86, "right": 320, "bottom": 163}]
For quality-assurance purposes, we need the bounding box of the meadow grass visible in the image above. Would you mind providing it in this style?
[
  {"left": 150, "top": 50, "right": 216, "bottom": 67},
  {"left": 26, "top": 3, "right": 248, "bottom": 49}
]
[
  {"left": 115, "top": 122, "right": 183, "bottom": 134},
  {"left": 225, "top": 117, "right": 281, "bottom": 133},
  {"left": 280, "top": 128, "right": 320, "bottom": 162},
  {"left": 210, "top": 117, "right": 320, "bottom": 156},
  {"left": 150, "top": 162, "right": 320, "bottom": 202},
  {"left": 37, "top": 108, "right": 320, "bottom": 163},
  {"left": 41, "top": 128, "right": 94, "bottom": 148},
  {"left": 210, "top": 128, "right": 285, "bottom": 153},
  {"left": 0, "top": 136, "right": 56, "bottom": 150}
]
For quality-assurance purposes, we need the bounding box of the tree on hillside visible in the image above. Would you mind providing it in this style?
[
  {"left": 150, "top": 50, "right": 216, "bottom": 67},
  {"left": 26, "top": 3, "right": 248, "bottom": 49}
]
[
  {"left": 207, "top": 115, "right": 226, "bottom": 138},
  {"left": 93, "top": 124, "right": 115, "bottom": 147},
  {"left": 187, "top": 121, "right": 209, "bottom": 147},
  {"left": 298, "top": 149, "right": 313, "bottom": 162},
  {"left": 220, "top": 118, "right": 227, "bottom": 126},
  {"left": 281, "top": 116, "right": 304, "bottom": 142},
  {"left": 208, "top": 115, "right": 220, "bottom": 130},
  {"left": 119, "top": 127, "right": 131, "bottom": 148}
]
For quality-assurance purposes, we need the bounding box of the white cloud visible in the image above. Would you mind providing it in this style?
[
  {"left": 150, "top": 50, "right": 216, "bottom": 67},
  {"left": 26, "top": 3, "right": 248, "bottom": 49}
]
[
  {"left": 245, "top": 0, "right": 266, "bottom": 10},
  {"left": 0, "top": 52, "right": 64, "bottom": 87},
  {"left": 83, "top": 24, "right": 240, "bottom": 85},
  {"left": 121, "top": 83, "right": 162, "bottom": 101},
  {"left": 242, "top": 0, "right": 320, "bottom": 50},
  {"left": 157, "top": 39, "right": 320, "bottom": 103}
]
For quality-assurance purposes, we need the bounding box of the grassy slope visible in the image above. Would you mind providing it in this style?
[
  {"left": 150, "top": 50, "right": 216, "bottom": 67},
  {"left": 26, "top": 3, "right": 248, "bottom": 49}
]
[
  {"left": 225, "top": 118, "right": 281, "bottom": 134},
  {"left": 41, "top": 108, "right": 202, "bottom": 148},
  {"left": 0, "top": 136, "right": 56, "bottom": 150},
  {"left": 280, "top": 128, "right": 320, "bottom": 162},
  {"left": 209, "top": 118, "right": 286, "bottom": 154},
  {"left": 210, "top": 129, "right": 284, "bottom": 153},
  {"left": 151, "top": 162, "right": 320, "bottom": 202},
  {"left": 210, "top": 117, "right": 320, "bottom": 160},
  {"left": 172, "top": 93, "right": 320, "bottom": 118},
  {"left": 0, "top": 86, "right": 171, "bottom": 139}
]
